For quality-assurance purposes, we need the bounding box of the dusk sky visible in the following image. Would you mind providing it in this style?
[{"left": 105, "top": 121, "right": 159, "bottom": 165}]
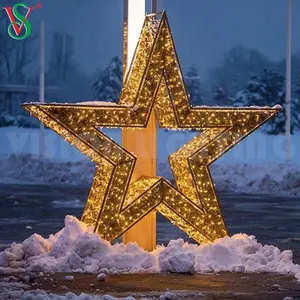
[{"left": 2, "top": 0, "right": 300, "bottom": 78}]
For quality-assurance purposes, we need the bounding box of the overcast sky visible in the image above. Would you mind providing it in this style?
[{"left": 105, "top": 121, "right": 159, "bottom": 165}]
[{"left": 3, "top": 0, "right": 300, "bottom": 77}]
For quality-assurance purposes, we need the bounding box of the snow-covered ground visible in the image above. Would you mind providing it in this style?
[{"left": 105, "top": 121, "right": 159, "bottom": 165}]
[
  {"left": 1, "top": 127, "right": 300, "bottom": 164},
  {"left": 0, "top": 281, "right": 194, "bottom": 300},
  {"left": 0, "top": 289, "right": 135, "bottom": 300},
  {"left": 1, "top": 154, "right": 300, "bottom": 196},
  {"left": 0, "top": 215, "right": 299, "bottom": 280},
  {"left": 0, "top": 280, "right": 180, "bottom": 300},
  {"left": 0, "top": 291, "right": 178, "bottom": 300},
  {"left": 1, "top": 127, "right": 300, "bottom": 195}
]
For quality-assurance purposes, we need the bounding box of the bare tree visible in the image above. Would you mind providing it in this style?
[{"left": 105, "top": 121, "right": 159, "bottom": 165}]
[
  {"left": 48, "top": 32, "right": 75, "bottom": 85},
  {"left": 0, "top": 14, "right": 37, "bottom": 84},
  {"left": 0, "top": 14, "right": 37, "bottom": 116}
]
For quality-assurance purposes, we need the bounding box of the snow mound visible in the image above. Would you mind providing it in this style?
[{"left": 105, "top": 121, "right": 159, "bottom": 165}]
[
  {"left": 0, "top": 216, "right": 300, "bottom": 280},
  {"left": 0, "top": 281, "right": 29, "bottom": 300},
  {"left": 0, "top": 216, "right": 157, "bottom": 274}
]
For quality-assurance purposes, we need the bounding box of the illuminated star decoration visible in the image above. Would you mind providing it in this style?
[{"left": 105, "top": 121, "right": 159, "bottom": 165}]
[{"left": 23, "top": 12, "right": 280, "bottom": 244}]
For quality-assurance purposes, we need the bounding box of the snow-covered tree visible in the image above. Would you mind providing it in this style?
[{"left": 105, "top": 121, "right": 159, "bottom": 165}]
[
  {"left": 93, "top": 56, "right": 122, "bottom": 101},
  {"left": 209, "top": 45, "right": 273, "bottom": 97},
  {"left": 231, "top": 69, "right": 287, "bottom": 134},
  {"left": 276, "top": 53, "right": 300, "bottom": 94},
  {"left": 292, "top": 83, "right": 300, "bottom": 131},
  {"left": 48, "top": 32, "right": 76, "bottom": 85},
  {"left": 185, "top": 65, "right": 203, "bottom": 106},
  {"left": 46, "top": 32, "right": 93, "bottom": 103},
  {"left": 0, "top": 16, "right": 36, "bottom": 85},
  {"left": 0, "top": 16, "right": 37, "bottom": 117},
  {"left": 212, "top": 86, "right": 229, "bottom": 106}
]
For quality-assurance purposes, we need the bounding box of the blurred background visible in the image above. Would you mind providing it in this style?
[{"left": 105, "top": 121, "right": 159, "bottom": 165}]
[{"left": 0, "top": 0, "right": 299, "bottom": 135}]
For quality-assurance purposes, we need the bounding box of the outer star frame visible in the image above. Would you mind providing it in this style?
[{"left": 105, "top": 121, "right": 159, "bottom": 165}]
[{"left": 23, "top": 12, "right": 280, "bottom": 244}]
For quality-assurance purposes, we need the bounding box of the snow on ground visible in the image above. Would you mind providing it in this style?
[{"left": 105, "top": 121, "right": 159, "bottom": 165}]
[
  {"left": 1, "top": 127, "right": 300, "bottom": 195},
  {"left": 0, "top": 286, "right": 188, "bottom": 300},
  {"left": 0, "top": 273, "right": 186, "bottom": 300},
  {"left": 0, "top": 280, "right": 30, "bottom": 300},
  {"left": 1, "top": 154, "right": 300, "bottom": 196},
  {"left": 1, "top": 127, "right": 300, "bottom": 164},
  {"left": 212, "top": 163, "right": 300, "bottom": 196},
  {"left": 0, "top": 215, "right": 300, "bottom": 280},
  {"left": 1, "top": 290, "right": 136, "bottom": 300},
  {"left": 159, "top": 162, "right": 300, "bottom": 196},
  {"left": 52, "top": 199, "right": 85, "bottom": 208},
  {"left": 0, "top": 154, "right": 94, "bottom": 185},
  {"left": 0, "top": 280, "right": 143, "bottom": 300}
]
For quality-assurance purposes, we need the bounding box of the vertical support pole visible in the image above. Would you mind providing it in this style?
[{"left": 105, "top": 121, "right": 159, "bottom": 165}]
[
  {"left": 285, "top": 0, "right": 292, "bottom": 162},
  {"left": 122, "top": 0, "right": 157, "bottom": 251},
  {"left": 39, "top": 21, "right": 45, "bottom": 158},
  {"left": 7, "top": 92, "right": 12, "bottom": 115},
  {"left": 122, "top": 113, "right": 157, "bottom": 251},
  {"left": 61, "top": 35, "right": 66, "bottom": 82},
  {"left": 151, "top": 0, "right": 157, "bottom": 14},
  {"left": 122, "top": 0, "right": 128, "bottom": 81}
]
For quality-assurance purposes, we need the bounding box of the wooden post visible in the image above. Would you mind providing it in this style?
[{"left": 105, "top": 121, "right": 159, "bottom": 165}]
[
  {"left": 121, "top": 0, "right": 157, "bottom": 251},
  {"left": 122, "top": 113, "right": 157, "bottom": 251}
]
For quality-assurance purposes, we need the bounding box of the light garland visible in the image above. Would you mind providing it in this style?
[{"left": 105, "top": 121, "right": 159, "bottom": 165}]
[{"left": 23, "top": 12, "right": 280, "bottom": 244}]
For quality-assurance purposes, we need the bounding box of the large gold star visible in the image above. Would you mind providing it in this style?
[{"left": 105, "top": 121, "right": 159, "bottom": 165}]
[{"left": 23, "top": 12, "right": 280, "bottom": 244}]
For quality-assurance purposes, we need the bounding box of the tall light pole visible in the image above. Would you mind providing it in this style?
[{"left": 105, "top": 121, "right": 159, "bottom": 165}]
[
  {"left": 285, "top": 0, "right": 292, "bottom": 162},
  {"left": 39, "top": 21, "right": 45, "bottom": 158},
  {"left": 151, "top": 0, "right": 157, "bottom": 13},
  {"left": 127, "top": 0, "right": 145, "bottom": 72}
]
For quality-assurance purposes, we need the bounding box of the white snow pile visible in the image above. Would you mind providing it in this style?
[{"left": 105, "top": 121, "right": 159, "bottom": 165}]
[
  {"left": 1, "top": 215, "right": 300, "bottom": 280},
  {"left": 0, "top": 280, "right": 30, "bottom": 300}
]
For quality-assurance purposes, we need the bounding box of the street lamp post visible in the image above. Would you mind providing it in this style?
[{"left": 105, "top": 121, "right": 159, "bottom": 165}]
[
  {"left": 39, "top": 21, "right": 45, "bottom": 158},
  {"left": 285, "top": 0, "right": 292, "bottom": 162}
]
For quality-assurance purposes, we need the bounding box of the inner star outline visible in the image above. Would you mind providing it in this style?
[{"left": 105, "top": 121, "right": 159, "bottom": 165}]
[{"left": 23, "top": 12, "right": 280, "bottom": 244}]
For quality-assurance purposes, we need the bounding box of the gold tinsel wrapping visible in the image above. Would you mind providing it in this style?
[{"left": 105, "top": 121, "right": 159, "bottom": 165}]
[{"left": 23, "top": 12, "right": 280, "bottom": 244}]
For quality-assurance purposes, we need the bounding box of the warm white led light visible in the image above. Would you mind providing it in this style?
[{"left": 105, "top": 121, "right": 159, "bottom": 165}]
[{"left": 23, "top": 12, "right": 281, "bottom": 245}]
